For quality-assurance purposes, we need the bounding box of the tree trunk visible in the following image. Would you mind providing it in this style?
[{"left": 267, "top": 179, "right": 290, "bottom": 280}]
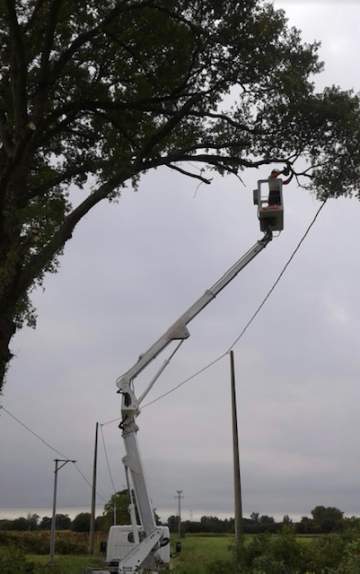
[{"left": 0, "top": 313, "right": 16, "bottom": 391}]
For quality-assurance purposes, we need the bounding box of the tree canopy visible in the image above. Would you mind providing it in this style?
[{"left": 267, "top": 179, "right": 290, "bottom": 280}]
[
  {"left": 1, "top": 0, "right": 360, "bottom": 388},
  {"left": 102, "top": 489, "right": 132, "bottom": 529}
]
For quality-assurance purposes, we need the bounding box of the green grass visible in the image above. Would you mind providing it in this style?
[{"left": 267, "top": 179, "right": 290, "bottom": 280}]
[
  {"left": 0, "top": 532, "right": 326, "bottom": 574},
  {"left": 28, "top": 554, "right": 103, "bottom": 573},
  {"left": 172, "top": 535, "right": 234, "bottom": 574}
]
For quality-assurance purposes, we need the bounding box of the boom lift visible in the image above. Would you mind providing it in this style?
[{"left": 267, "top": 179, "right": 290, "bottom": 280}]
[{"left": 96, "top": 178, "right": 284, "bottom": 573}]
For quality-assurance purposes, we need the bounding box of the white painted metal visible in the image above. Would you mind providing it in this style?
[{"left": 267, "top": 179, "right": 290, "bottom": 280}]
[
  {"left": 106, "top": 526, "right": 170, "bottom": 570},
  {"left": 254, "top": 178, "right": 284, "bottom": 232},
  {"left": 116, "top": 230, "right": 272, "bottom": 395}
]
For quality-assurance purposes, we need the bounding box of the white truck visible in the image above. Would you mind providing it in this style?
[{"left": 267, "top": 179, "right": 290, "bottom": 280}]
[{"left": 95, "top": 179, "right": 284, "bottom": 573}]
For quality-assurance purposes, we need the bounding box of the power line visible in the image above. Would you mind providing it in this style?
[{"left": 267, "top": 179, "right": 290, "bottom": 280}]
[
  {"left": 100, "top": 424, "right": 117, "bottom": 494},
  {"left": 72, "top": 465, "right": 107, "bottom": 502},
  {"left": 143, "top": 352, "right": 227, "bottom": 409},
  {"left": 0, "top": 405, "right": 68, "bottom": 459},
  {"left": 143, "top": 200, "right": 327, "bottom": 408},
  {"left": 86, "top": 199, "right": 327, "bottom": 419},
  {"left": 226, "top": 199, "right": 327, "bottom": 351},
  {"left": 0, "top": 405, "right": 108, "bottom": 502}
]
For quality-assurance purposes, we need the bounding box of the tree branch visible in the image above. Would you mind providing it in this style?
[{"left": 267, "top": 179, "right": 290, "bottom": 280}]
[
  {"left": 50, "top": 1, "right": 156, "bottom": 84},
  {"left": 27, "top": 163, "right": 97, "bottom": 200},
  {"left": 167, "top": 164, "right": 211, "bottom": 184},
  {"left": 5, "top": 0, "right": 28, "bottom": 130},
  {"left": 139, "top": 93, "right": 203, "bottom": 159},
  {"left": 39, "top": 0, "right": 64, "bottom": 86},
  {"left": 16, "top": 171, "right": 129, "bottom": 294}
]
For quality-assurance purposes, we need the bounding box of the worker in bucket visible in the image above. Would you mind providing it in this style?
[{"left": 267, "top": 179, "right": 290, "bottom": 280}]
[{"left": 268, "top": 168, "right": 290, "bottom": 205}]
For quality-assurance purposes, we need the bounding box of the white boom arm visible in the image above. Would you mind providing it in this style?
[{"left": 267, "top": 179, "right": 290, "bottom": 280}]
[
  {"left": 115, "top": 229, "right": 273, "bottom": 573},
  {"left": 116, "top": 230, "right": 272, "bottom": 392}
]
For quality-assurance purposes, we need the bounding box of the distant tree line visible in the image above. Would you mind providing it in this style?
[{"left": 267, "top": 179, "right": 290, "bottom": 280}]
[
  {"left": 0, "top": 512, "right": 101, "bottom": 532},
  {"left": 168, "top": 506, "right": 360, "bottom": 535},
  {"left": 1, "top": 505, "right": 358, "bottom": 535}
]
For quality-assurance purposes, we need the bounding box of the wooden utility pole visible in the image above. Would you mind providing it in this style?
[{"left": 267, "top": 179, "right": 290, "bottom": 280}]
[
  {"left": 230, "top": 350, "right": 243, "bottom": 545},
  {"left": 89, "top": 421, "right": 99, "bottom": 554}
]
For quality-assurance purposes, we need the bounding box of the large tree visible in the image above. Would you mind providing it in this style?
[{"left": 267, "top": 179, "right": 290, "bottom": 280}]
[
  {"left": 311, "top": 505, "right": 344, "bottom": 533},
  {"left": 1, "top": 0, "right": 360, "bottom": 389}
]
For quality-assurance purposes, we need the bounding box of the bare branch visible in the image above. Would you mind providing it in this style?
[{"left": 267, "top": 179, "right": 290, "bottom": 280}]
[
  {"left": 167, "top": 164, "right": 212, "bottom": 184},
  {"left": 189, "top": 110, "right": 259, "bottom": 134}
]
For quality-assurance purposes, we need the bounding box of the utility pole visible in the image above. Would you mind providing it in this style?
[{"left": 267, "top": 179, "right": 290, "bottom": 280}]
[
  {"left": 175, "top": 490, "right": 183, "bottom": 538},
  {"left": 49, "top": 459, "right": 76, "bottom": 562},
  {"left": 89, "top": 421, "right": 99, "bottom": 554},
  {"left": 230, "top": 350, "right": 243, "bottom": 546}
]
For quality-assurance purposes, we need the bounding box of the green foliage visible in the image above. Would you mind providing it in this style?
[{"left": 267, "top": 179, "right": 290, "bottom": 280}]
[
  {"left": 0, "top": 530, "right": 88, "bottom": 555},
  {"left": 337, "top": 539, "right": 360, "bottom": 574},
  {"left": 39, "top": 514, "right": 71, "bottom": 530},
  {"left": 2, "top": 1, "right": 360, "bottom": 386},
  {"left": 311, "top": 505, "right": 344, "bottom": 533},
  {"left": 71, "top": 512, "right": 91, "bottom": 533},
  {"left": 307, "top": 534, "right": 346, "bottom": 572},
  {"left": 102, "top": 489, "right": 132, "bottom": 529},
  {"left": 205, "top": 530, "right": 360, "bottom": 574},
  {"left": 0, "top": 546, "right": 34, "bottom": 574}
]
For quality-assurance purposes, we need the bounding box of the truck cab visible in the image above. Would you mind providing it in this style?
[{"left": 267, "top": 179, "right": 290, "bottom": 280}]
[{"left": 105, "top": 525, "right": 170, "bottom": 572}]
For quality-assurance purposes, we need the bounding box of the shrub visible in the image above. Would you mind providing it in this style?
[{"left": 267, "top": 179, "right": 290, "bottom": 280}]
[
  {"left": 307, "top": 534, "right": 346, "bottom": 572},
  {"left": 0, "top": 546, "right": 34, "bottom": 574},
  {"left": 336, "top": 539, "right": 360, "bottom": 574}
]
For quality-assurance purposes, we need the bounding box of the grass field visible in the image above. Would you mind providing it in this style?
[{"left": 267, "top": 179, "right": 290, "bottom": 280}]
[
  {"left": 0, "top": 531, "right": 352, "bottom": 574},
  {"left": 29, "top": 535, "right": 234, "bottom": 573},
  {"left": 0, "top": 533, "right": 234, "bottom": 573},
  {"left": 171, "top": 535, "right": 234, "bottom": 573}
]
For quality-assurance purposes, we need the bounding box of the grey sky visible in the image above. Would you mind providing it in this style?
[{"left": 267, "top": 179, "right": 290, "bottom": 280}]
[{"left": 1, "top": 1, "right": 360, "bottom": 523}]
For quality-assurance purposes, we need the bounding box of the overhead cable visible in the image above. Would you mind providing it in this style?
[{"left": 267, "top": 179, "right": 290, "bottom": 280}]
[
  {"left": 143, "top": 199, "right": 327, "bottom": 409},
  {"left": 226, "top": 199, "right": 327, "bottom": 351},
  {"left": 100, "top": 424, "right": 118, "bottom": 494},
  {"left": 0, "top": 405, "right": 108, "bottom": 502},
  {"left": 0, "top": 405, "right": 69, "bottom": 459}
]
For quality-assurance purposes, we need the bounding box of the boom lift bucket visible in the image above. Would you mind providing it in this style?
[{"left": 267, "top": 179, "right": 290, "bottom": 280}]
[{"left": 253, "top": 178, "right": 284, "bottom": 232}]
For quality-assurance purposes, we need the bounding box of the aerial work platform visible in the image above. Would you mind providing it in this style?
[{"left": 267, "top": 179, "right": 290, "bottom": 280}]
[{"left": 253, "top": 178, "right": 284, "bottom": 232}]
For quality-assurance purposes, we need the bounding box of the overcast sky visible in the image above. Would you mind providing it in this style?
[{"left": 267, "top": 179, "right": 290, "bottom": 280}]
[{"left": 1, "top": 1, "right": 360, "bottom": 523}]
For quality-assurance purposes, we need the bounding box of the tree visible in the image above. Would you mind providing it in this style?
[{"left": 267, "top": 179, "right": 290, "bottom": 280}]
[
  {"left": 296, "top": 516, "right": 315, "bottom": 535},
  {"left": 26, "top": 512, "right": 39, "bottom": 530},
  {"left": 102, "top": 489, "right": 132, "bottom": 529},
  {"left": 311, "top": 505, "right": 344, "bottom": 533},
  {"left": 56, "top": 513, "right": 71, "bottom": 530},
  {"left": 39, "top": 515, "right": 52, "bottom": 530},
  {"left": 250, "top": 512, "right": 260, "bottom": 524},
  {"left": 71, "top": 512, "right": 91, "bottom": 532},
  {"left": 9, "top": 516, "right": 28, "bottom": 531},
  {"left": 1, "top": 1, "right": 360, "bottom": 388},
  {"left": 167, "top": 515, "right": 178, "bottom": 534}
]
